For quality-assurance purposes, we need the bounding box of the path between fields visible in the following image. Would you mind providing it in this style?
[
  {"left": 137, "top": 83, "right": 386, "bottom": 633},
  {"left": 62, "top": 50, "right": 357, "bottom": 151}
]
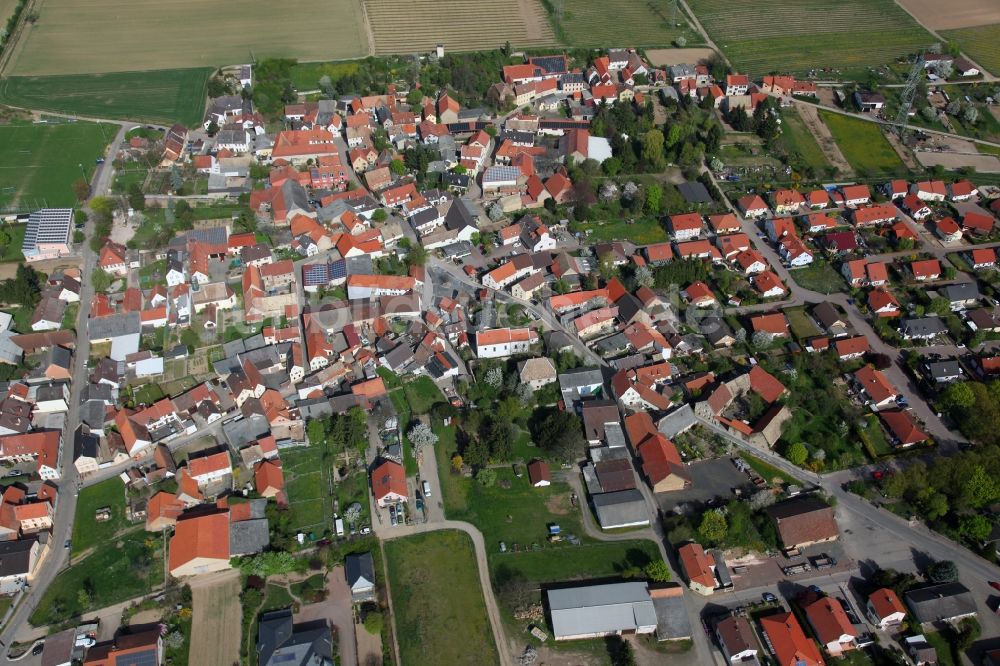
[
  {"left": 794, "top": 102, "right": 854, "bottom": 176},
  {"left": 188, "top": 569, "right": 242, "bottom": 666},
  {"left": 380, "top": 521, "right": 514, "bottom": 666}
]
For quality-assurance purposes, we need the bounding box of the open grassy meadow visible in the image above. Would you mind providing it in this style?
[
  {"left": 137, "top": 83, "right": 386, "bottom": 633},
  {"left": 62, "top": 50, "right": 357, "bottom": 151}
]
[
  {"left": 71, "top": 478, "right": 127, "bottom": 556},
  {"left": 940, "top": 24, "right": 1000, "bottom": 77},
  {"left": 385, "top": 530, "right": 500, "bottom": 666},
  {"left": 819, "top": 111, "right": 905, "bottom": 174},
  {"left": 10, "top": 0, "right": 368, "bottom": 75},
  {"left": 0, "top": 120, "right": 116, "bottom": 211},
  {"left": 686, "top": 0, "right": 932, "bottom": 76},
  {"left": 365, "top": 0, "right": 555, "bottom": 55},
  {"left": 282, "top": 444, "right": 333, "bottom": 535},
  {"left": 548, "top": 0, "right": 701, "bottom": 48},
  {"left": 779, "top": 106, "right": 832, "bottom": 174},
  {"left": 0, "top": 70, "right": 210, "bottom": 126},
  {"left": 31, "top": 531, "right": 164, "bottom": 625}
]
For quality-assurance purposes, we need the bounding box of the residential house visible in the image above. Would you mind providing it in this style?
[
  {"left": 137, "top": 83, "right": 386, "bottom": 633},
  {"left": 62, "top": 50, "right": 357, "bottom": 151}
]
[
  {"left": 759, "top": 613, "right": 823, "bottom": 666},
  {"left": 766, "top": 497, "right": 838, "bottom": 550},
  {"left": 905, "top": 582, "right": 977, "bottom": 628},
  {"left": 867, "top": 588, "right": 907, "bottom": 631},
  {"left": 371, "top": 459, "right": 407, "bottom": 507},
  {"left": 345, "top": 552, "right": 376, "bottom": 603},
  {"left": 804, "top": 596, "right": 857, "bottom": 656},
  {"left": 678, "top": 543, "right": 716, "bottom": 595}
]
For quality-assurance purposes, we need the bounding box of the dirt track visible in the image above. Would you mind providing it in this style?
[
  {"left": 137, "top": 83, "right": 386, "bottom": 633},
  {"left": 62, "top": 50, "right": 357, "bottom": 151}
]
[
  {"left": 794, "top": 103, "right": 854, "bottom": 176},
  {"left": 895, "top": 0, "right": 1000, "bottom": 30},
  {"left": 188, "top": 570, "right": 242, "bottom": 666}
]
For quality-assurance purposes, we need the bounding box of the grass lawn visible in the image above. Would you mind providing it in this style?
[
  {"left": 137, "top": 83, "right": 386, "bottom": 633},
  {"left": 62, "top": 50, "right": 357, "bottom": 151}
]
[
  {"left": 0, "top": 224, "right": 26, "bottom": 262},
  {"left": 282, "top": 445, "right": 332, "bottom": 535},
  {"left": 133, "top": 383, "right": 166, "bottom": 406},
  {"left": 818, "top": 111, "right": 904, "bottom": 174},
  {"left": 0, "top": 70, "right": 211, "bottom": 126},
  {"left": 575, "top": 218, "right": 668, "bottom": 244},
  {"left": 385, "top": 530, "right": 499, "bottom": 666},
  {"left": 859, "top": 414, "right": 893, "bottom": 457},
  {"left": 921, "top": 632, "right": 957, "bottom": 666},
  {"left": 687, "top": 0, "right": 931, "bottom": 77},
  {"left": 780, "top": 106, "right": 832, "bottom": 173},
  {"left": 784, "top": 306, "right": 820, "bottom": 340},
  {"left": 290, "top": 61, "right": 361, "bottom": 91},
  {"left": 789, "top": 260, "right": 849, "bottom": 294},
  {"left": 491, "top": 540, "right": 660, "bottom": 584},
  {"left": 402, "top": 375, "right": 444, "bottom": 415},
  {"left": 71, "top": 478, "right": 127, "bottom": 556},
  {"left": 0, "top": 121, "right": 117, "bottom": 211},
  {"left": 940, "top": 24, "right": 1000, "bottom": 78},
  {"left": 32, "top": 531, "right": 163, "bottom": 626},
  {"left": 388, "top": 389, "right": 419, "bottom": 475},
  {"left": 433, "top": 423, "right": 662, "bottom": 586}
]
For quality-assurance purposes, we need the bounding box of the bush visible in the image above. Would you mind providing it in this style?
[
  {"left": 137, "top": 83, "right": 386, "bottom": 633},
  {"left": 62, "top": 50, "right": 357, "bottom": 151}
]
[{"left": 363, "top": 610, "right": 383, "bottom": 635}]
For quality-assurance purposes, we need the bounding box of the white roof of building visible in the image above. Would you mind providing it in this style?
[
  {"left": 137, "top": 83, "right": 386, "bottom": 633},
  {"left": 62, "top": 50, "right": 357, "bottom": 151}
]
[{"left": 548, "top": 582, "right": 657, "bottom": 638}]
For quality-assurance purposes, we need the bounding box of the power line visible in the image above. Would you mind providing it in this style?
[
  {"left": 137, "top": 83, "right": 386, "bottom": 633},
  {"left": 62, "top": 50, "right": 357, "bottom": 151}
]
[{"left": 893, "top": 51, "right": 925, "bottom": 139}]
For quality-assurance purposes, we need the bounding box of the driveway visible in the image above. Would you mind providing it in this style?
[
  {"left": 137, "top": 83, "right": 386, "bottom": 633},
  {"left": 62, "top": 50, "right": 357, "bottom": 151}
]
[
  {"left": 656, "top": 457, "right": 749, "bottom": 511},
  {"left": 295, "top": 566, "right": 357, "bottom": 666}
]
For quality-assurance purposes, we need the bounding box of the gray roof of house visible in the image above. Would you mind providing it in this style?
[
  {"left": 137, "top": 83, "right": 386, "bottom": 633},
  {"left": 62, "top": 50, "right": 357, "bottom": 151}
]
[
  {"left": 559, "top": 367, "right": 604, "bottom": 390},
  {"left": 87, "top": 312, "right": 141, "bottom": 339},
  {"left": 658, "top": 404, "right": 697, "bottom": 439},
  {"left": 678, "top": 181, "right": 713, "bottom": 204},
  {"left": 902, "top": 317, "right": 948, "bottom": 338},
  {"left": 444, "top": 198, "right": 478, "bottom": 231},
  {"left": 297, "top": 397, "right": 333, "bottom": 420},
  {"left": 346, "top": 552, "right": 375, "bottom": 588},
  {"left": 548, "top": 582, "right": 657, "bottom": 639},
  {"left": 941, "top": 282, "right": 980, "bottom": 303},
  {"left": 224, "top": 414, "right": 271, "bottom": 448},
  {"left": 230, "top": 518, "right": 270, "bottom": 556},
  {"left": 0, "top": 538, "right": 35, "bottom": 576},
  {"left": 592, "top": 489, "right": 649, "bottom": 529},
  {"left": 651, "top": 590, "right": 693, "bottom": 640},
  {"left": 73, "top": 425, "right": 100, "bottom": 460},
  {"left": 927, "top": 360, "right": 962, "bottom": 379},
  {"left": 905, "top": 583, "right": 977, "bottom": 624},
  {"left": 257, "top": 609, "right": 334, "bottom": 666}
]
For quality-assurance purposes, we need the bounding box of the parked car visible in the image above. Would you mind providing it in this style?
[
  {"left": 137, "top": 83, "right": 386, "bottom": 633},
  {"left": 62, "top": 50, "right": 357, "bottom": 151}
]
[
  {"left": 762, "top": 592, "right": 778, "bottom": 603},
  {"left": 989, "top": 581, "right": 1000, "bottom": 592}
]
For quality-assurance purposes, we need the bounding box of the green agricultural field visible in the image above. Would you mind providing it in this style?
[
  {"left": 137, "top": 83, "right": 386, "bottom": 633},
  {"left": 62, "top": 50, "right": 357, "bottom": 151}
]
[
  {"left": 818, "top": 111, "right": 905, "bottom": 174},
  {"left": 71, "top": 478, "right": 127, "bottom": 555},
  {"left": 0, "top": 70, "right": 211, "bottom": 126},
  {"left": 9, "top": 0, "right": 367, "bottom": 76},
  {"left": 940, "top": 23, "right": 1000, "bottom": 78},
  {"left": 687, "top": 0, "right": 932, "bottom": 76},
  {"left": 385, "top": 530, "right": 500, "bottom": 666},
  {"left": 0, "top": 120, "right": 116, "bottom": 211},
  {"left": 548, "top": 0, "right": 702, "bottom": 48},
  {"left": 290, "top": 61, "right": 361, "bottom": 92},
  {"left": 779, "top": 106, "right": 832, "bottom": 174}
]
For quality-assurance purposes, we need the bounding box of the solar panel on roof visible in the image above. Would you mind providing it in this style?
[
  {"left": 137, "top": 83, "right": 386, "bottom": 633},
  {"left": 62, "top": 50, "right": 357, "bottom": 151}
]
[{"left": 115, "top": 649, "right": 158, "bottom": 666}]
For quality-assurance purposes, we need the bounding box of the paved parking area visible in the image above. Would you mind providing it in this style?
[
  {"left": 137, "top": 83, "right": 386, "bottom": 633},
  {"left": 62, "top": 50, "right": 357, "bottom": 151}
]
[{"left": 658, "top": 457, "right": 750, "bottom": 511}]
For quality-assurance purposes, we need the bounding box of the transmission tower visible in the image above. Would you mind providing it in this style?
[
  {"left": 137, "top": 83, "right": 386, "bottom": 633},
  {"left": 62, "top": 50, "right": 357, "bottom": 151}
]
[{"left": 893, "top": 52, "right": 925, "bottom": 138}]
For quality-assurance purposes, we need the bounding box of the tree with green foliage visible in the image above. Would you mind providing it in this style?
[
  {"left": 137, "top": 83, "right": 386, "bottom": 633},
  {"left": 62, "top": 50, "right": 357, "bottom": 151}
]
[
  {"left": 786, "top": 442, "right": 809, "bottom": 466},
  {"left": 927, "top": 559, "right": 958, "bottom": 583},
  {"left": 363, "top": 610, "right": 383, "bottom": 635},
  {"left": 698, "top": 509, "right": 727, "bottom": 544},
  {"left": 72, "top": 179, "right": 90, "bottom": 202},
  {"left": 959, "top": 514, "right": 992, "bottom": 542},
  {"left": 405, "top": 244, "right": 427, "bottom": 268},
  {"left": 645, "top": 184, "right": 663, "bottom": 215},
  {"left": 389, "top": 159, "right": 406, "bottom": 176},
  {"left": 127, "top": 183, "right": 145, "bottom": 211},
  {"left": 644, "top": 560, "right": 672, "bottom": 582},
  {"left": 963, "top": 465, "right": 1000, "bottom": 508},
  {"left": 476, "top": 468, "right": 497, "bottom": 487},
  {"left": 534, "top": 410, "right": 586, "bottom": 462},
  {"left": 641, "top": 129, "right": 665, "bottom": 170}
]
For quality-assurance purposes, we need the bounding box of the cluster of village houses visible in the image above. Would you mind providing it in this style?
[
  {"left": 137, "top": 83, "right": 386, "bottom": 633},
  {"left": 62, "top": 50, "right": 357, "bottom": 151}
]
[{"left": 5, "top": 46, "right": 1000, "bottom": 666}]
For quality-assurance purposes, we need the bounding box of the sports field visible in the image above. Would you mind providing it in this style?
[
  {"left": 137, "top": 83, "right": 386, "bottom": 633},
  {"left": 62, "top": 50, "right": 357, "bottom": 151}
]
[
  {"left": 0, "top": 120, "right": 116, "bottom": 211},
  {"left": 819, "top": 111, "right": 905, "bottom": 174},
  {"left": 686, "top": 0, "right": 933, "bottom": 76},
  {"left": 549, "top": 0, "right": 701, "bottom": 48},
  {"left": 365, "top": 0, "right": 555, "bottom": 55},
  {"left": 940, "top": 24, "right": 1000, "bottom": 77},
  {"left": 0, "top": 69, "right": 210, "bottom": 126},
  {"left": 9, "top": 0, "right": 369, "bottom": 75},
  {"left": 385, "top": 530, "right": 499, "bottom": 666}
]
